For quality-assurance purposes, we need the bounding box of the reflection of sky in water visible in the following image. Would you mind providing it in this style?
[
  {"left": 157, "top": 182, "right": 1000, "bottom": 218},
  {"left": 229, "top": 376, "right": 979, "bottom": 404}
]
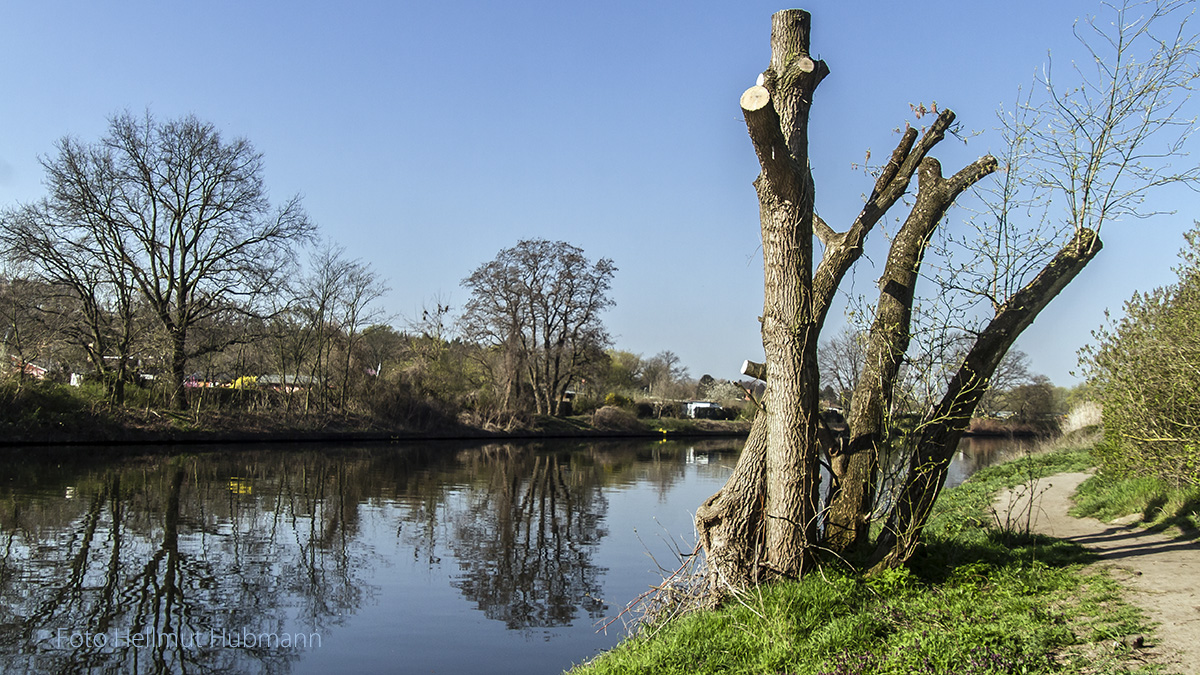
[{"left": 0, "top": 437, "right": 1025, "bottom": 674}]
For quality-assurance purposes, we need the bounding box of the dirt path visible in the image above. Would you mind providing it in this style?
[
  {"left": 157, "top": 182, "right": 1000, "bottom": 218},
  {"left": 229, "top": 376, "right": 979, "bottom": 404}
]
[{"left": 994, "top": 472, "right": 1200, "bottom": 671}]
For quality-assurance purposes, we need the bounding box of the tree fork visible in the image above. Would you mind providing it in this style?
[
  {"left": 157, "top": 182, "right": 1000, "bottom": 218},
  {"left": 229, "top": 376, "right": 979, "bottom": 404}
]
[{"left": 812, "top": 109, "right": 959, "bottom": 332}]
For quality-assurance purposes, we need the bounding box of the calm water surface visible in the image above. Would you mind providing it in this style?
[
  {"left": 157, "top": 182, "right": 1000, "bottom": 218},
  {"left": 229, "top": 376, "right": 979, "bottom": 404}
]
[{"left": 0, "top": 435, "right": 1032, "bottom": 674}]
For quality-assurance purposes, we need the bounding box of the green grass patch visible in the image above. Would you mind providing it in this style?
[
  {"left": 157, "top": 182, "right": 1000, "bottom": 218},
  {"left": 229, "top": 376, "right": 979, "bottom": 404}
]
[
  {"left": 1071, "top": 472, "right": 1200, "bottom": 540},
  {"left": 570, "top": 441, "right": 1163, "bottom": 675},
  {"left": 571, "top": 560, "right": 1153, "bottom": 674}
]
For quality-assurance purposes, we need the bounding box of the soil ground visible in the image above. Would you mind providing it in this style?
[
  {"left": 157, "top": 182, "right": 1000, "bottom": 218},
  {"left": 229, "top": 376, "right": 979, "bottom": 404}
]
[{"left": 994, "top": 472, "right": 1200, "bottom": 672}]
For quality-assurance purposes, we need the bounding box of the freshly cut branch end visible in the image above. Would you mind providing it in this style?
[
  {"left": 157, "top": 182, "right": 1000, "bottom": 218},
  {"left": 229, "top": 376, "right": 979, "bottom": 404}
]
[
  {"left": 741, "top": 359, "right": 767, "bottom": 381},
  {"left": 740, "top": 85, "right": 771, "bottom": 112}
]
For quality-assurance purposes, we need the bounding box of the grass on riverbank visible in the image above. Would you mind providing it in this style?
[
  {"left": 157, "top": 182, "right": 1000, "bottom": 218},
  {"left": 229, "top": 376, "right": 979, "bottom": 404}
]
[
  {"left": 1072, "top": 473, "right": 1200, "bottom": 541},
  {"left": 570, "top": 437, "right": 1163, "bottom": 675}
]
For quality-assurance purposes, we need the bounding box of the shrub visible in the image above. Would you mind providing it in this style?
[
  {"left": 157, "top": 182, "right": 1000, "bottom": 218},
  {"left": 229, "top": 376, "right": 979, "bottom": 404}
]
[
  {"left": 591, "top": 405, "right": 645, "bottom": 432},
  {"left": 0, "top": 378, "right": 112, "bottom": 436},
  {"left": 367, "top": 381, "right": 459, "bottom": 431},
  {"left": 603, "top": 392, "right": 634, "bottom": 409},
  {"left": 1082, "top": 225, "right": 1200, "bottom": 486},
  {"left": 572, "top": 394, "right": 601, "bottom": 415}
]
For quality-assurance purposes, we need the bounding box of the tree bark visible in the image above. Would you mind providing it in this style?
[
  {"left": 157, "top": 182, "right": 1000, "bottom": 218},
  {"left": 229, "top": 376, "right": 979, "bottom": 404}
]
[
  {"left": 753, "top": 9, "right": 829, "bottom": 579},
  {"left": 696, "top": 9, "right": 829, "bottom": 583},
  {"left": 169, "top": 328, "right": 188, "bottom": 410},
  {"left": 695, "top": 411, "right": 768, "bottom": 590}
]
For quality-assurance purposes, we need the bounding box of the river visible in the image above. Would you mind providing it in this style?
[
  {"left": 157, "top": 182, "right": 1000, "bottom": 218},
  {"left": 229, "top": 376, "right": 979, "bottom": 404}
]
[{"left": 0, "top": 434, "right": 1039, "bottom": 674}]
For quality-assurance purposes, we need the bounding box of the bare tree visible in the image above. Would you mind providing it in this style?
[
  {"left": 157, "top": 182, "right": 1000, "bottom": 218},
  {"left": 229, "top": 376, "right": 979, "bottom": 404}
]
[
  {"left": 1, "top": 202, "right": 143, "bottom": 401},
  {"left": 460, "top": 239, "right": 615, "bottom": 416},
  {"left": 643, "top": 350, "right": 690, "bottom": 398},
  {"left": 696, "top": 1, "right": 1195, "bottom": 587},
  {"left": 975, "top": 348, "right": 1034, "bottom": 416},
  {"left": 817, "top": 327, "right": 865, "bottom": 409},
  {"left": 286, "top": 242, "right": 387, "bottom": 411},
  {"left": 14, "top": 111, "right": 314, "bottom": 408},
  {"left": 330, "top": 247, "right": 389, "bottom": 408}
]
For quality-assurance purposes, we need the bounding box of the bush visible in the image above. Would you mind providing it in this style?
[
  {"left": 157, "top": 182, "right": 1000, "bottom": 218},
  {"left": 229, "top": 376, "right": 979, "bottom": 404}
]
[
  {"left": 591, "top": 405, "right": 645, "bottom": 432},
  {"left": 1082, "top": 225, "right": 1200, "bottom": 486},
  {"left": 572, "top": 394, "right": 601, "bottom": 415},
  {"left": 367, "top": 381, "right": 459, "bottom": 431},
  {"left": 604, "top": 392, "right": 634, "bottom": 409},
  {"left": 0, "top": 378, "right": 114, "bottom": 436}
]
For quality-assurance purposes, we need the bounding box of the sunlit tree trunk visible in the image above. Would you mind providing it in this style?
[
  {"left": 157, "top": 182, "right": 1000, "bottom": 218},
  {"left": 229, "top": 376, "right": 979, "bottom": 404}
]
[{"left": 695, "top": 8, "right": 1103, "bottom": 587}]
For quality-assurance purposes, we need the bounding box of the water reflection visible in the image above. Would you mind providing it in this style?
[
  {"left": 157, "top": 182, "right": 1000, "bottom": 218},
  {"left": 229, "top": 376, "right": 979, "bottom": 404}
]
[
  {"left": 0, "top": 436, "right": 1021, "bottom": 674},
  {"left": 946, "top": 436, "right": 1044, "bottom": 488},
  {"left": 448, "top": 450, "right": 607, "bottom": 629},
  {"left": 0, "top": 440, "right": 737, "bottom": 674},
  {"left": 0, "top": 453, "right": 379, "bottom": 674}
]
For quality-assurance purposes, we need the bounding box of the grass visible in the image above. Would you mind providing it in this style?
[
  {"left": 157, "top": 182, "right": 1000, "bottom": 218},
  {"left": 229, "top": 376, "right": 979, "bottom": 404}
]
[
  {"left": 1071, "top": 473, "right": 1200, "bottom": 541},
  {"left": 569, "top": 435, "right": 1165, "bottom": 675},
  {"left": 646, "top": 416, "right": 751, "bottom": 434}
]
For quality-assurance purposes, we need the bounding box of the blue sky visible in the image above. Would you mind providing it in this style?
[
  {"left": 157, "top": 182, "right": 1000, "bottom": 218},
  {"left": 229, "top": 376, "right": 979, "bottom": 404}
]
[{"left": 1, "top": 1, "right": 1194, "bottom": 385}]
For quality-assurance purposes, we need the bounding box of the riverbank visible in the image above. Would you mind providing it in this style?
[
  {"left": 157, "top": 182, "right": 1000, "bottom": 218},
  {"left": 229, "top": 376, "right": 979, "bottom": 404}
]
[
  {"left": 570, "top": 435, "right": 1172, "bottom": 675},
  {"left": 0, "top": 382, "right": 750, "bottom": 448}
]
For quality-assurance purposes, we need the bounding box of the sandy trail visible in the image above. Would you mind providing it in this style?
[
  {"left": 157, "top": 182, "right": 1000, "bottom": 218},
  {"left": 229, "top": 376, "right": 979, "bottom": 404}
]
[{"left": 994, "top": 472, "right": 1200, "bottom": 671}]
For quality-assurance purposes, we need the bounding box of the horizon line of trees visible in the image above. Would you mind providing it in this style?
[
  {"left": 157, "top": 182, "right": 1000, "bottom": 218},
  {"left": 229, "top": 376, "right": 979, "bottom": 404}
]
[
  {"left": 0, "top": 260, "right": 749, "bottom": 425},
  {"left": 0, "top": 118, "right": 718, "bottom": 427}
]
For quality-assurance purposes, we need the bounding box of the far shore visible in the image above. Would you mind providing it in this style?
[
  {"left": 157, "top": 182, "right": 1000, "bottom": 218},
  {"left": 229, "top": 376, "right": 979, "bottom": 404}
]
[
  {"left": 0, "top": 415, "right": 1056, "bottom": 451},
  {"left": 0, "top": 412, "right": 753, "bottom": 451}
]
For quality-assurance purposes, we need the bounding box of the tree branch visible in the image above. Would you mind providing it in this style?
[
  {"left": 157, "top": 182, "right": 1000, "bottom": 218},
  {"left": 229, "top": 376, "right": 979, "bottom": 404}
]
[
  {"left": 741, "top": 85, "right": 803, "bottom": 201},
  {"left": 813, "top": 110, "right": 963, "bottom": 329},
  {"left": 870, "top": 227, "right": 1103, "bottom": 570}
]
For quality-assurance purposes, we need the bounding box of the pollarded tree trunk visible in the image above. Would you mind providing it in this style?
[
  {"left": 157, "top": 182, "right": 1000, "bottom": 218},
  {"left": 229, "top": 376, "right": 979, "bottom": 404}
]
[
  {"left": 695, "top": 9, "right": 998, "bottom": 585},
  {"left": 696, "top": 9, "right": 1101, "bottom": 589},
  {"left": 748, "top": 9, "right": 828, "bottom": 578},
  {"left": 693, "top": 9, "right": 836, "bottom": 583}
]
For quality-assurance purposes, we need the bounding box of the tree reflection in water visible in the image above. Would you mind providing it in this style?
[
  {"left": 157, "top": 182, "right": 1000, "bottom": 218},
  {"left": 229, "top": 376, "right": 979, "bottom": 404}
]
[
  {"left": 0, "top": 452, "right": 372, "bottom": 674},
  {"left": 448, "top": 446, "right": 608, "bottom": 629},
  {"left": 0, "top": 440, "right": 739, "bottom": 673}
]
